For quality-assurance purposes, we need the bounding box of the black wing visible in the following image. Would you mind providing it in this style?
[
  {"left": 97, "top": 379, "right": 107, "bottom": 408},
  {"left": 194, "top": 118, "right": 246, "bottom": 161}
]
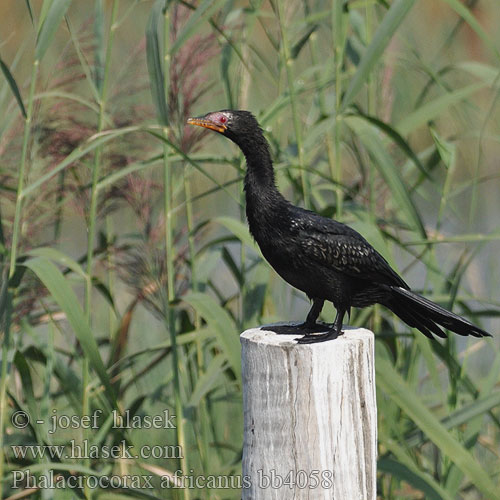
[{"left": 294, "top": 211, "right": 409, "bottom": 289}]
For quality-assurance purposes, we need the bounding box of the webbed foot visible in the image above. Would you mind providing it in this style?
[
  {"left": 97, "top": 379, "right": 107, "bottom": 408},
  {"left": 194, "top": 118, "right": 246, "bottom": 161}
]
[
  {"left": 296, "top": 328, "right": 344, "bottom": 344},
  {"left": 262, "top": 322, "right": 329, "bottom": 336}
]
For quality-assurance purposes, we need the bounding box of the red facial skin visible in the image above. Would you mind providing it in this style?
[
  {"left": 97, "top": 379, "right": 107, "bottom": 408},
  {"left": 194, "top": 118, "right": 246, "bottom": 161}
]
[{"left": 187, "top": 112, "right": 228, "bottom": 133}]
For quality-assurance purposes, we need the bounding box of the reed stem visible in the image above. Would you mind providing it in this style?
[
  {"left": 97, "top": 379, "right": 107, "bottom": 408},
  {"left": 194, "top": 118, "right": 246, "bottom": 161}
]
[
  {"left": 333, "top": 0, "right": 345, "bottom": 219},
  {"left": 83, "top": 3, "right": 119, "bottom": 497},
  {"left": 9, "top": 60, "right": 38, "bottom": 279},
  {"left": 1, "top": 56, "right": 38, "bottom": 500},
  {"left": 162, "top": 5, "right": 189, "bottom": 499},
  {"left": 276, "top": 0, "right": 309, "bottom": 208}
]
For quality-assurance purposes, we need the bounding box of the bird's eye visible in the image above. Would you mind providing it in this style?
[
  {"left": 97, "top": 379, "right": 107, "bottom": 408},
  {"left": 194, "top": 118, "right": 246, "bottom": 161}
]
[{"left": 220, "top": 115, "right": 227, "bottom": 124}]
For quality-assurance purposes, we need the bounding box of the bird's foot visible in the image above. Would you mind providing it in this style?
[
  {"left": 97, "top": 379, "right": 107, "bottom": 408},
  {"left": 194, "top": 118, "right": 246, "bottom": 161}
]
[
  {"left": 296, "top": 328, "right": 344, "bottom": 344},
  {"left": 262, "top": 322, "right": 329, "bottom": 336}
]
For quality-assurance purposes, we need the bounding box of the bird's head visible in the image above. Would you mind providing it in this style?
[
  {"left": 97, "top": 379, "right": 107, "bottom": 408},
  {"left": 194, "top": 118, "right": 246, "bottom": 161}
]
[
  {"left": 188, "top": 109, "right": 276, "bottom": 186},
  {"left": 187, "top": 110, "right": 263, "bottom": 150}
]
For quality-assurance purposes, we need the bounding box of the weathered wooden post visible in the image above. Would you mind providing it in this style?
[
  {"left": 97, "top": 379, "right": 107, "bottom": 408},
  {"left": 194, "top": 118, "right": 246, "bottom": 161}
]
[{"left": 241, "top": 325, "right": 377, "bottom": 500}]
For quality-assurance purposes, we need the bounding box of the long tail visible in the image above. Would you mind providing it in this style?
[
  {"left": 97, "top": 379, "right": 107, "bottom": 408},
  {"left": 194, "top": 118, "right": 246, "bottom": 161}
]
[{"left": 386, "top": 286, "right": 491, "bottom": 340}]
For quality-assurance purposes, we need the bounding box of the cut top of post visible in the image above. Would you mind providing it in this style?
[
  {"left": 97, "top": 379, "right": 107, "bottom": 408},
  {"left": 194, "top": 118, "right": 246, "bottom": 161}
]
[{"left": 241, "top": 324, "right": 373, "bottom": 347}]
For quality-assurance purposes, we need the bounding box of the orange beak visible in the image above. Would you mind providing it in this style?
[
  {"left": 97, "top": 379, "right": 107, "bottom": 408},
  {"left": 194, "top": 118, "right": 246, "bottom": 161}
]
[{"left": 187, "top": 116, "right": 227, "bottom": 133}]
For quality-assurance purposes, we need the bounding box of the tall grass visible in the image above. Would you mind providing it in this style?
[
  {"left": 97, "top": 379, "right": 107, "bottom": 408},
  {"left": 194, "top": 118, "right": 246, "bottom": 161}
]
[{"left": 0, "top": 1, "right": 499, "bottom": 499}]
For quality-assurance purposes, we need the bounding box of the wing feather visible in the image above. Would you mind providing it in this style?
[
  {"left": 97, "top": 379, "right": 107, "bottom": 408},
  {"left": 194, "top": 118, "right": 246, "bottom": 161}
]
[{"left": 294, "top": 213, "right": 408, "bottom": 288}]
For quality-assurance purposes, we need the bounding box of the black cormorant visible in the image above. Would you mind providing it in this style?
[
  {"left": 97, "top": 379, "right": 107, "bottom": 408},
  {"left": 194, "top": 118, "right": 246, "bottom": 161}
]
[{"left": 188, "top": 110, "right": 491, "bottom": 343}]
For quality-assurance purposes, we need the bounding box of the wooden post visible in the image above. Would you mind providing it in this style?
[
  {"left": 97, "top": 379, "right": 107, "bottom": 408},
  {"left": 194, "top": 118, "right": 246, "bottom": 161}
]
[{"left": 241, "top": 325, "right": 377, "bottom": 500}]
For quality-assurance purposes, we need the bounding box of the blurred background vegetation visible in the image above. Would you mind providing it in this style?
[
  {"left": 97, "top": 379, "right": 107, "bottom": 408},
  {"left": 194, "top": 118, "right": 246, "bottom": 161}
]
[{"left": 0, "top": 0, "right": 499, "bottom": 499}]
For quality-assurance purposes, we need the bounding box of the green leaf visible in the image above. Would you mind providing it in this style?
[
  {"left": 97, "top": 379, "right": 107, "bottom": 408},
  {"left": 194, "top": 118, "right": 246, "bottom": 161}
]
[
  {"left": 65, "top": 12, "right": 100, "bottom": 102},
  {"left": 379, "top": 410, "right": 454, "bottom": 500},
  {"left": 0, "top": 57, "right": 27, "bottom": 118},
  {"left": 24, "top": 257, "right": 116, "bottom": 406},
  {"left": 170, "top": 0, "right": 225, "bottom": 56},
  {"left": 25, "top": 0, "right": 34, "bottom": 26},
  {"left": 376, "top": 353, "right": 499, "bottom": 500},
  {"left": 22, "top": 126, "right": 143, "bottom": 198},
  {"left": 214, "top": 216, "right": 258, "bottom": 251},
  {"left": 457, "top": 61, "right": 500, "bottom": 87},
  {"left": 35, "top": 90, "right": 101, "bottom": 114},
  {"left": 243, "top": 264, "right": 269, "bottom": 329},
  {"left": 345, "top": 115, "right": 426, "bottom": 237},
  {"left": 221, "top": 247, "right": 244, "bottom": 287},
  {"left": 97, "top": 154, "right": 163, "bottom": 190},
  {"left": 22, "top": 343, "right": 83, "bottom": 413},
  {"left": 353, "top": 110, "right": 430, "bottom": 179},
  {"left": 221, "top": 43, "right": 234, "bottom": 108},
  {"left": 406, "top": 390, "right": 500, "bottom": 448},
  {"left": 341, "top": 0, "right": 417, "bottom": 111},
  {"left": 397, "top": 83, "right": 485, "bottom": 136},
  {"left": 183, "top": 292, "right": 241, "bottom": 380},
  {"left": 38, "top": 0, "right": 53, "bottom": 29},
  {"left": 93, "top": 0, "right": 105, "bottom": 93},
  {"left": 333, "top": 0, "right": 348, "bottom": 72},
  {"left": 148, "top": 129, "right": 241, "bottom": 204},
  {"left": 441, "top": 0, "right": 500, "bottom": 61},
  {"left": 36, "top": 0, "right": 73, "bottom": 62},
  {"left": 146, "top": 0, "right": 169, "bottom": 126},
  {"left": 429, "top": 126, "right": 455, "bottom": 169},
  {"left": 378, "top": 458, "right": 454, "bottom": 500},
  {"left": 0, "top": 275, "right": 10, "bottom": 329},
  {"left": 13, "top": 352, "right": 37, "bottom": 420},
  {"left": 291, "top": 25, "right": 318, "bottom": 60},
  {"left": 27, "top": 247, "right": 86, "bottom": 279},
  {"left": 187, "top": 354, "right": 227, "bottom": 408}
]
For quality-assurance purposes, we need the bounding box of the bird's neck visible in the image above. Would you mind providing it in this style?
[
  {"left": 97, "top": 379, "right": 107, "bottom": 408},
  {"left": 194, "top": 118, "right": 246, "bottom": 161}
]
[
  {"left": 235, "top": 134, "right": 288, "bottom": 239},
  {"left": 239, "top": 135, "right": 285, "bottom": 207}
]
